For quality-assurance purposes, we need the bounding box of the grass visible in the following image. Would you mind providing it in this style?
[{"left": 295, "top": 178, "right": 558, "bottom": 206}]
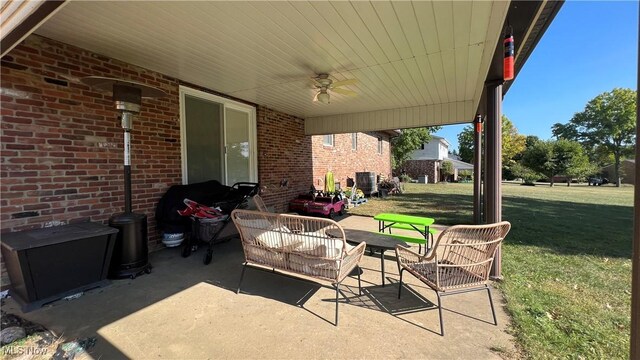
[{"left": 348, "top": 182, "right": 634, "bottom": 359}]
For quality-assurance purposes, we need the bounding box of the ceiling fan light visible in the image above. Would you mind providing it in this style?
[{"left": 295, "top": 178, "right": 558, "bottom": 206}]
[{"left": 317, "top": 92, "right": 330, "bottom": 104}]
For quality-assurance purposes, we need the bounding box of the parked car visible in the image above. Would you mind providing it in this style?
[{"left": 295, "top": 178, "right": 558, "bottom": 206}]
[
  {"left": 288, "top": 194, "right": 315, "bottom": 213},
  {"left": 307, "top": 196, "right": 345, "bottom": 219},
  {"left": 587, "top": 177, "right": 609, "bottom": 186}
]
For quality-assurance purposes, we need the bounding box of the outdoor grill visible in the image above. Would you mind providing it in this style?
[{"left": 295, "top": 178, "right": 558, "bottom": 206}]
[{"left": 81, "top": 76, "right": 166, "bottom": 279}]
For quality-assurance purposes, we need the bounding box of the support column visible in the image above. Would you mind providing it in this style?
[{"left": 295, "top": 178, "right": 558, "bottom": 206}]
[
  {"left": 486, "top": 81, "right": 503, "bottom": 278},
  {"left": 473, "top": 114, "right": 483, "bottom": 224}
]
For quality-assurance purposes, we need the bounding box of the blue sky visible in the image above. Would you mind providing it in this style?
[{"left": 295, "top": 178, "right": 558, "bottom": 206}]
[{"left": 436, "top": 1, "right": 638, "bottom": 151}]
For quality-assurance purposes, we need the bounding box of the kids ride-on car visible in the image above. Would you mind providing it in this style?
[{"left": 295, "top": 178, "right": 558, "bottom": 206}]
[{"left": 307, "top": 196, "right": 345, "bottom": 219}]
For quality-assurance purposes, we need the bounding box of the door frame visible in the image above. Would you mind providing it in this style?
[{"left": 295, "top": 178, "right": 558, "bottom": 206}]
[{"left": 179, "top": 85, "right": 258, "bottom": 185}]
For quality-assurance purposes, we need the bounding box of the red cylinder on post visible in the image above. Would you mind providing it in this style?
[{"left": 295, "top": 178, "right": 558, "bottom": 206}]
[{"left": 503, "top": 29, "right": 515, "bottom": 81}]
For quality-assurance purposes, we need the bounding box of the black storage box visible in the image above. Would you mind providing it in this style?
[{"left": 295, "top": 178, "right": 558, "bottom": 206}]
[{"left": 0, "top": 222, "right": 118, "bottom": 312}]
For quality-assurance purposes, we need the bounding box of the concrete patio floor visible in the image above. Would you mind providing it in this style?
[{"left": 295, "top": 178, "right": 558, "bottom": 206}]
[{"left": 4, "top": 215, "right": 518, "bottom": 359}]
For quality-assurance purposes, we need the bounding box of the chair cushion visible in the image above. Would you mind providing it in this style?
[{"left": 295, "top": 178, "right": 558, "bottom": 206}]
[{"left": 292, "top": 232, "right": 353, "bottom": 259}]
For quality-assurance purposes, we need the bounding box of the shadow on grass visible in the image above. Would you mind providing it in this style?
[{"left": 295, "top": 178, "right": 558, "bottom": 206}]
[{"left": 362, "top": 192, "right": 633, "bottom": 259}]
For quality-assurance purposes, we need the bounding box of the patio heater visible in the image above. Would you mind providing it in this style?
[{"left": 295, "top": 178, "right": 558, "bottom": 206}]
[{"left": 81, "top": 76, "right": 166, "bottom": 279}]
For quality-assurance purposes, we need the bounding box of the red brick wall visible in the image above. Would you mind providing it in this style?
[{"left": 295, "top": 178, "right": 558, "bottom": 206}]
[
  {"left": 256, "top": 107, "right": 312, "bottom": 212},
  {"left": 402, "top": 160, "right": 439, "bottom": 183},
  {"left": 1, "top": 36, "right": 182, "bottom": 247},
  {"left": 0, "top": 35, "right": 313, "bottom": 283},
  {"left": 311, "top": 132, "right": 391, "bottom": 190}
]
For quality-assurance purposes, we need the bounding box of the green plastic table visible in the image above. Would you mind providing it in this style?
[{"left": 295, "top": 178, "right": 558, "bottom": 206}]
[{"left": 374, "top": 213, "right": 435, "bottom": 251}]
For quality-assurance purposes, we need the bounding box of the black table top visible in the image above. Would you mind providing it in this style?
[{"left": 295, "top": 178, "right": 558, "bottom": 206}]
[{"left": 326, "top": 228, "right": 408, "bottom": 250}]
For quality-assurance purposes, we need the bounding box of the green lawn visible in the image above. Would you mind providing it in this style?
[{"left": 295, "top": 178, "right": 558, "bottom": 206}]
[{"left": 348, "top": 182, "right": 634, "bottom": 359}]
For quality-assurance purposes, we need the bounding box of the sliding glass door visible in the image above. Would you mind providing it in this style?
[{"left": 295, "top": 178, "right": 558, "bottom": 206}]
[{"left": 180, "top": 86, "right": 257, "bottom": 185}]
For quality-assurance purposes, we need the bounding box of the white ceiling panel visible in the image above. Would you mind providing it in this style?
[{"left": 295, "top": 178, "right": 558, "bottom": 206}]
[{"left": 33, "top": 0, "right": 510, "bottom": 132}]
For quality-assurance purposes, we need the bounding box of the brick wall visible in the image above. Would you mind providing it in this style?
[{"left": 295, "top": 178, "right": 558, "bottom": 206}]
[
  {"left": 311, "top": 132, "right": 391, "bottom": 191},
  {"left": 256, "top": 107, "right": 312, "bottom": 212},
  {"left": 0, "top": 35, "right": 313, "bottom": 283},
  {"left": 1, "top": 35, "right": 182, "bottom": 247},
  {"left": 402, "top": 160, "right": 439, "bottom": 183}
]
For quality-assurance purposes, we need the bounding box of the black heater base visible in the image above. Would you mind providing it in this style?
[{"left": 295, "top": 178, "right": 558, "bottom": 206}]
[{"left": 108, "top": 212, "right": 152, "bottom": 279}]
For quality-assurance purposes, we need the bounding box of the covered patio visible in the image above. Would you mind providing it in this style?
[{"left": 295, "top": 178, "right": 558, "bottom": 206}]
[
  {"left": 5, "top": 215, "right": 517, "bottom": 359},
  {"left": 7, "top": 1, "right": 640, "bottom": 359}
]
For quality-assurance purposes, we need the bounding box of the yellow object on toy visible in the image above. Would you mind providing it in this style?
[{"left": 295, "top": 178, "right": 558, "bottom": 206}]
[{"left": 324, "top": 171, "right": 335, "bottom": 193}]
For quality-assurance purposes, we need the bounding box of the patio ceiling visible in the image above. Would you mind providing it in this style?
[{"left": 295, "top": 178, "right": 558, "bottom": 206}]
[{"left": 32, "top": 1, "right": 511, "bottom": 134}]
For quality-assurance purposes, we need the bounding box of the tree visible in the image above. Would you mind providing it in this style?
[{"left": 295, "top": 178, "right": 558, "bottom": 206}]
[
  {"left": 510, "top": 162, "right": 541, "bottom": 185},
  {"left": 554, "top": 140, "right": 595, "bottom": 186},
  {"left": 520, "top": 139, "right": 592, "bottom": 187},
  {"left": 457, "top": 127, "right": 474, "bottom": 163},
  {"left": 457, "top": 115, "right": 526, "bottom": 169},
  {"left": 441, "top": 160, "right": 453, "bottom": 182},
  {"left": 552, "top": 88, "right": 637, "bottom": 187},
  {"left": 391, "top": 127, "right": 440, "bottom": 169}
]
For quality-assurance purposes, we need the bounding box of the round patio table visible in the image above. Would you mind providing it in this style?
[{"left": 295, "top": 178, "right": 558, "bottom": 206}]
[{"left": 326, "top": 228, "right": 408, "bottom": 287}]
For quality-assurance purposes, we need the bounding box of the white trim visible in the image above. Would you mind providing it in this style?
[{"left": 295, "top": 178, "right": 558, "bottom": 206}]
[
  {"left": 304, "top": 101, "right": 475, "bottom": 135},
  {"left": 179, "top": 85, "right": 257, "bottom": 185}
]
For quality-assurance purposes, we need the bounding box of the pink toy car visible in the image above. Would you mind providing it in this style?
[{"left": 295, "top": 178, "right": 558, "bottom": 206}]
[
  {"left": 307, "top": 196, "right": 345, "bottom": 219},
  {"left": 288, "top": 194, "right": 315, "bottom": 214}
]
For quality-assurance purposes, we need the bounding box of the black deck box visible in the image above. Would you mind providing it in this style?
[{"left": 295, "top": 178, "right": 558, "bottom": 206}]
[{"left": 1, "top": 222, "right": 118, "bottom": 312}]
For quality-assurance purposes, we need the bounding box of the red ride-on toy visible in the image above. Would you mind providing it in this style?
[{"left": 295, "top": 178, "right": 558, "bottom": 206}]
[
  {"left": 288, "top": 193, "right": 315, "bottom": 214},
  {"left": 307, "top": 196, "right": 345, "bottom": 219}
]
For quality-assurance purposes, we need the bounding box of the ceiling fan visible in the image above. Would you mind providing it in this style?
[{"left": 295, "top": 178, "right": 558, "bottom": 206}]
[{"left": 312, "top": 74, "right": 357, "bottom": 104}]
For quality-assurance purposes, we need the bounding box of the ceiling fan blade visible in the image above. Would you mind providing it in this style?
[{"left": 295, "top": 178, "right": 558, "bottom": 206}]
[
  {"left": 331, "top": 88, "right": 358, "bottom": 97},
  {"left": 331, "top": 79, "right": 357, "bottom": 88},
  {"left": 313, "top": 91, "right": 319, "bottom": 102}
]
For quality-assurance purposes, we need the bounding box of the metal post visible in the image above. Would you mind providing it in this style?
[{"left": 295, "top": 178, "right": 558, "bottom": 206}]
[
  {"left": 473, "top": 114, "right": 484, "bottom": 224},
  {"left": 486, "top": 81, "right": 503, "bottom": 278},
  {"left": 630, "top": 7, "right": 640, "bottom": 357},
  {"left": 121, "top": 113, "right": 133, "bottom": 214}
]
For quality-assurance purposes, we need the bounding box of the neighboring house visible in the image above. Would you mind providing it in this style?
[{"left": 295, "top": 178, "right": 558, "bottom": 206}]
[
  {"left": 401, "top": 136, "right": 473, "bottom": 183},
  {"left": 601, "top": 159, "right": 636, "bottom": 185},
  {"left": 312, "top": 132, "right": 393, "bottom": 191}
]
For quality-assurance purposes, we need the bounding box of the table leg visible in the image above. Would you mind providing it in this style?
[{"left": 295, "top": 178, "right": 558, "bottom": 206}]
[{"left": 380, "top": 249, "right": 386, "bottom": 287}]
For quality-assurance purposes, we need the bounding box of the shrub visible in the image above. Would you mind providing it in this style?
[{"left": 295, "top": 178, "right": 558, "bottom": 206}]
[{"left": 399, "top": 174, "right": 412, "bottom": 183}]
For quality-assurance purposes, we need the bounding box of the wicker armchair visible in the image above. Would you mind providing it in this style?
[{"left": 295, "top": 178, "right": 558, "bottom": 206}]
[
  {"left": 231, "top": 209, "right": 366, "bottom": 325},
  {"left": 252, "top": 194, "right": 269, "bottom": 212},
  {"left": 395, "top": 221, "right": 511, "bottom": 335}
]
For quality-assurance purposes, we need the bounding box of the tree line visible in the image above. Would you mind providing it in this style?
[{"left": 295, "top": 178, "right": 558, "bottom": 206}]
[{"left": 455, "top": 88, "right": 636, "bottom": 187}]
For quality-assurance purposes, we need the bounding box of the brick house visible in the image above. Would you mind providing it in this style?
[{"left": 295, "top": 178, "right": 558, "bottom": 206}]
[
  {"left": 0, "top": 1, "right": 562, "bottom": 284},
  {"left": 1, "top": 34, "right": 393, "bottom": 236},
  {"left": 401, "top": 136, "right": 473, "bottom": 183},
  {"left": 601, "top": 159, "right": 636, "bottom": 185},
  {"left": 312, "top": 132, "right": 394, "bottom": 191}
]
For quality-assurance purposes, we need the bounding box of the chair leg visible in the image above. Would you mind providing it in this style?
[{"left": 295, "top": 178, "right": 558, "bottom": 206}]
[
  {"left": 398, "top": 268, "right": 404, "bottom": 299},
  {"left": 334, "top": 283, "right": 340, "bottom": 326},
  {"left": 237, "top": 263, "right": 247, "bottom": 294},
  {"left": 486, "top": 285, "right": 498, "bottom": 325},
  {"left": 437, "top": 292, "right": 444, "bottom": 336},
  {"left": 357, "top": 266, "right": 362, "bottom": 296}
]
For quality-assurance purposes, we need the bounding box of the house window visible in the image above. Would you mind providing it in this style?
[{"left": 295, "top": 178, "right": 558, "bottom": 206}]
[
  {"left": 377, "top": 137, "right": 383, "bottom": 154},
  {"left": 323, "top": 134, "right": 334, "bottom": 147},
  {"left": 351, "top": 133, "right": 357, "bottom": 150},
  {"left": 421, "top": 143, "right": 425, "bottom": 150},
  {"left": 179, "top": 86, "right": 257, "bottom": 185}
]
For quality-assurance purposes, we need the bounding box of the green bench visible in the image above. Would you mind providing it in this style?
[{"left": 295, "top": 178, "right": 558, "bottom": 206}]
[
  {"left": 383, "top": 224, "right": 438, "bottom": 253},
  {"left": 388, "top": 222, "right": 438, "bottom": 236}
]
